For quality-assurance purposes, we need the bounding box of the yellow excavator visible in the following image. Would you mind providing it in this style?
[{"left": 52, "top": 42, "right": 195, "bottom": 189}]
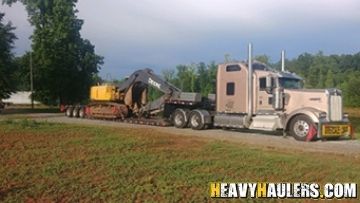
[{"left": 65, "top": 68, "right": 205, "bottom": 126}]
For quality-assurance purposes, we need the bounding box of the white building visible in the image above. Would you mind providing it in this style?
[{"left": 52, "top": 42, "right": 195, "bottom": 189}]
[{"left": 2, "top": 91, "right": 40, "bottom": 105}]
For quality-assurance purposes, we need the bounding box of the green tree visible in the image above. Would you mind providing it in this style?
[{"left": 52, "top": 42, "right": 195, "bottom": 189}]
[
  {"left": 324, "top": 69, "right": 335, "bottom": 88},
  {"left": 307, "top": 66, "right": 319, "bottom": 88},
  {"left": 0, "top": 13, "right": 16, "bottom": 99},
  {"left": 343, "top": 72, "right": 360, "bottom": 107},
  {"left": 13, "top": 53, "right": 31, "bottom": 91},
  {"left": 196, "top": 62, "right": 217, "bottom": 96},
  {"left": 3, "top": 0, "right": 103, "bottom": 105},
  {"left": 255, "top": 55, "right": 270, "bottom": 64},
  {"left": 207, "top": 61, "right": 217, "bottom": 94},
  {"left": 287, "top": 53, "right": 313, "bottom": 79},
  {"left": 196, "top": 62, "right": 208, "bottom": 95},
  {"left": 286, "top": 50, "right": 360, "bottom": 106},
  {"left": 162, "top": 69, "right": 175, "bottom": 83}
]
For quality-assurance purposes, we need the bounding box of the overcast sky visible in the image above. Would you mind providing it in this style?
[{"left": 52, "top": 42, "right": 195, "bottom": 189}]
[{"left": 2, "top": 0, "right": 360, "bottom": 78}]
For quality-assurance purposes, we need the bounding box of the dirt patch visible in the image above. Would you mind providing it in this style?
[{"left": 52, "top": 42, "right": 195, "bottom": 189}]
[{"left": 27, "top": 114, "right": 360, "bottom": 156}]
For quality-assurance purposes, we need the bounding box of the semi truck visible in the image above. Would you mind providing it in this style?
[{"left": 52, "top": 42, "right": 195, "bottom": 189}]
[{"left": 65, "top": 44, "right": 352, "bottom": 141}]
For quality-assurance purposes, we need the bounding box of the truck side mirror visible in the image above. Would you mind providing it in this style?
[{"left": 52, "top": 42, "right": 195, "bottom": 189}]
[{"left": 265, "top": 75, "right": 273, "bottom": 94}]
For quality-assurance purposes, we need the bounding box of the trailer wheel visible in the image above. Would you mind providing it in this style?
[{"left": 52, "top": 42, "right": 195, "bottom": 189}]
[
  {"left": 65, "top": 107, "right": 73, "bottom": 117},
  {"left": 289, "top": 115, "right": 316, "bottom": 141},
  {"left": 72, "top": 107, "right": 80, "bottom": 118},
  {"left": 189, "top": 111, "right": 205, "bottom": 130},
  {"left": 79, "top": 107, "right": 86, "bottom": 118},
  {"left": 172, "top": 109, "right": 188, "bottom": 128}
]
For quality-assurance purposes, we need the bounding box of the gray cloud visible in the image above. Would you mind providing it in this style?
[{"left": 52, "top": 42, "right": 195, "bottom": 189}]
[{"left": 2, "top": 0, "right": 360, "bottom": 77}]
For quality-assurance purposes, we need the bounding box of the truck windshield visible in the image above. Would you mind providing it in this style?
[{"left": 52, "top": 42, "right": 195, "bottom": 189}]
[{"left": 279, "top": 78, "right": 302, "bottom": 89}]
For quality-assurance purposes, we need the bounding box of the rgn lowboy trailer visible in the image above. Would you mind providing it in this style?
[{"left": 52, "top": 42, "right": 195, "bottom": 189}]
[{"left": 66, "top": 44, "right": 352, "bottom": 141}]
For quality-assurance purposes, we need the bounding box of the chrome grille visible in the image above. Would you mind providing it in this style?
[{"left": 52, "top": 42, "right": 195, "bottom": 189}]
[{"left": 329, "top": 95, "right": 342, "bottom": 121}]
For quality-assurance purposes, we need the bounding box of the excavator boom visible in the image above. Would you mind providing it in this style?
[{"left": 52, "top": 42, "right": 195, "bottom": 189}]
[{"left": 118, "top": 68, "right": 181, "bottom": 98}]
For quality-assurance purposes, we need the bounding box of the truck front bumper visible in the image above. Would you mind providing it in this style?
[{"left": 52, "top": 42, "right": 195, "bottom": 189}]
[{"left": 317, "top": 119, "right": 353, "bottom": 139}]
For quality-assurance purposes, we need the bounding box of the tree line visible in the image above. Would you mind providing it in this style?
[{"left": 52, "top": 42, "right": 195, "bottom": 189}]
[
  {"left": 147, "top": 53, "right": 360, "bottom": 107},
  {"left": 285, "top": 52, "right": 360, "bottom": 107},
  {"left": 0, "top": 1, "right": 359, "bottom": 107}
]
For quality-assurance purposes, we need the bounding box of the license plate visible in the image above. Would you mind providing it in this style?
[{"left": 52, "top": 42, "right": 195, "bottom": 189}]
[{"left": 322, "top": 125, "right": 350, "bottom": 136}]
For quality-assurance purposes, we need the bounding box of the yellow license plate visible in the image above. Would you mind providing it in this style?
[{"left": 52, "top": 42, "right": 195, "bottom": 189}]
[{"left": 322, "top": 125, "right": 350, "bottom": 136}]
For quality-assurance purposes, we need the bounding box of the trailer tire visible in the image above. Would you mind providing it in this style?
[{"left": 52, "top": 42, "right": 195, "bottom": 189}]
[
  {"left": 79, "top": 107, "right": 86, "bottom": 118},
  {"left": 172, "top": 109, "right": 188, "bottom": 128},
  {"left": 65, "top": 107, "right": 74, "bottom": 117},
  {"left": 289, "top": 115, "right": 316, "bottom": 141},
  {"left": 189, "top": 111, "right": 205, "bottom": 130},
  {"left": 72, "top": 107, "right": 80, "bottom": 118}
]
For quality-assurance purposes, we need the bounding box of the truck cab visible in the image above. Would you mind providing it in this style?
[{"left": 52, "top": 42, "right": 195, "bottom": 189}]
[{"left": 214, "top": 61, "right": 351, "bottom": 141}]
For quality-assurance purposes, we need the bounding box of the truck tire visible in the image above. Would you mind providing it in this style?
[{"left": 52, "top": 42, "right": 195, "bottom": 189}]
[
  {"left": 65, "top": 107, "right": 74, "bottom": 117},
  {"left": 189, "top": 110, "right": 205, "bottom": 130},
  {"left": 172, "top": 109, "right": 189, "bottom": 128},
  {"left": 289, "top": 115, "right": 316, "bottom": 141},
  {"left": 72, "top": 107, "right": 80, "bottom": 118},
  {"left": 79, "top": 107, "right": 86, "bottom": 118}
]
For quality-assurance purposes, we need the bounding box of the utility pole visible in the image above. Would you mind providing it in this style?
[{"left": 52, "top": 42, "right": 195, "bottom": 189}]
[{"left": 30, "top": 52, "right": 34, "bottom": 109}]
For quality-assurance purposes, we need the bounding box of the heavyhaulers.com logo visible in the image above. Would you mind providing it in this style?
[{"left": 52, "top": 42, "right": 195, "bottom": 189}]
[{"left": 210, "top": 182, "right": 357, "bottom": 199}]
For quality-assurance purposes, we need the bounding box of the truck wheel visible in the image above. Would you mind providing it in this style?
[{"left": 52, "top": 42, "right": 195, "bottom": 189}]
[
  {"left": 65, "top": 107, "right": 73, "bottom": 117},
  {"left": 289, "top": 115, "right": 315, "bottom": 141},
  {"left": 172, "top": 109, "right": 188, "bottom": 128},
  {"left": 79, "top": 107, "right": 86, "bottom": 118},
  {"left": 189, "top": 111, "right": 205, "bottom": 130},
  {"left": 72, "top": 107, "right": 80, "bottom": 118}
]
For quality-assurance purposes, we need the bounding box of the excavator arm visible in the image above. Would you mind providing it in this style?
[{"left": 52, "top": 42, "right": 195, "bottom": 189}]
[
  {"left": 118, "top": 68, "right": 182, "bottom": 115},
  {"left": 118, "top": 68, "right": 181, "bottom": 96}
]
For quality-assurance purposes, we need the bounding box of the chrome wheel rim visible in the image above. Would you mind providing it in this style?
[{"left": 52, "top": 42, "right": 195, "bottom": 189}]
[
  {"left": 66, "top": 109, "right": 72, "bottom": 116},
  {"left": 73, "top": 109, "right": 78, "bottom": 117},
  {"left": 191, "top": 114, "right": 200, "bottom": 127},
  {"left": 174, "top": 114, "right": 183, "bottom": 126},
  {"left": 293, "top": 120, "right": 309, "bottom": 137}
]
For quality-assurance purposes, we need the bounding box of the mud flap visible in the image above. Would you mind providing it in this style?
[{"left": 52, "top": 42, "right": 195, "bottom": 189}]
[{"left": 306, "top": 125, "right": 317, "bottom": 142}]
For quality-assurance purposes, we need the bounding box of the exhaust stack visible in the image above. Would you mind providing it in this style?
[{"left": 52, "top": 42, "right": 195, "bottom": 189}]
[
  {"left": 248, "top": 43, "right": 253, "bottom": 119},
  {"left": 281, "top": 50, "right": 285, "bottom": 72}
]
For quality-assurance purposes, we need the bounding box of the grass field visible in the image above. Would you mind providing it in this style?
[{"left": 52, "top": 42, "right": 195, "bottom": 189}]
[
  {"left": 345, "top": 108, "right": 360, "bottom": 139},
  {"left": 0, "top": 107, "right": 60, "bottom": 114},
  {"left": 0, "top": 119, "right": 359, "bottom": 202}
]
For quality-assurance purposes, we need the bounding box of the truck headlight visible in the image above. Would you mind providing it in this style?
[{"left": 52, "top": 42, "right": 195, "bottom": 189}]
[
  {"left": 343, "top": 113, "right": 349, "bottom": 118},
  {"left": 319, "top": 112, "right": 327, "bottom": 119}
]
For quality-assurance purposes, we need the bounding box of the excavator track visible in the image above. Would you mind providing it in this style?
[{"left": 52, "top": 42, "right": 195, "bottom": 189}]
[{"left": 84, "top": 116, "right": 172, "bottom": 127}]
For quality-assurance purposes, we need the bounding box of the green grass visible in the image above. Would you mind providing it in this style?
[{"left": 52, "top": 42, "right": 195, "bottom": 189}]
[
  {"left": 0, "top": 107, "right": 60, "bottom": 114},
  {"left": 346, "top": 107, "right": 360, "bottom": 139},
  {"left": 0, "top": 108, "right": 61, "bottom": 120},
  {"left": 0, "top": 120, "right": 360, "bottom": 202},
  {"left": 350, "top": 116, "right": 360, "bottom": 139}
]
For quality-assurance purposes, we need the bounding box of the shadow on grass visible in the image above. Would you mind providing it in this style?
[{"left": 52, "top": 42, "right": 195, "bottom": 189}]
[
  {"left": 0, "top": 108, "right": 60, "bottom": 115},
  {"left": 219, "top": 126, "right": 356, "bottom": 141},
  {"left": 219, "top": 127, "right": 283, "bottom": 136}
]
